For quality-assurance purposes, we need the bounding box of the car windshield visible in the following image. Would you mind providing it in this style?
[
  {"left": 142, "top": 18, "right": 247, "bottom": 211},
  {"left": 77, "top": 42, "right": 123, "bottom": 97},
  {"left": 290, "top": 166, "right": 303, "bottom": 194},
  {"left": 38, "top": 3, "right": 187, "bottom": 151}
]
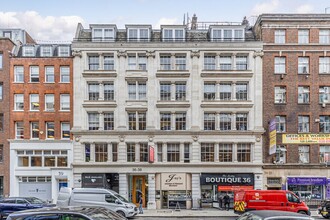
[
  {"left": 24, "top": 197, "right": 45, "bottom": 204},
  {"left": 114, "top": 193, "right": 129, "bottom": 203}
]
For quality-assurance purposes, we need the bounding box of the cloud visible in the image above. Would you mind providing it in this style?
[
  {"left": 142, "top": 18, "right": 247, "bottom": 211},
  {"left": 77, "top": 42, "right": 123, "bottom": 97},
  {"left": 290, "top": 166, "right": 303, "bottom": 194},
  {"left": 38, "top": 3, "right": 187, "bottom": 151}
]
[
  {"left": 154, "top": 17, "right": 179, "bottom": 29},
  {"left": 295, "top": 4, "right": 314, "bottom": 13},
  {"left": 0, "top": 11, "right": 84, "bottom": 42},
  {"left": 251, "top": 0, "right": 280, "bottom": 15}
]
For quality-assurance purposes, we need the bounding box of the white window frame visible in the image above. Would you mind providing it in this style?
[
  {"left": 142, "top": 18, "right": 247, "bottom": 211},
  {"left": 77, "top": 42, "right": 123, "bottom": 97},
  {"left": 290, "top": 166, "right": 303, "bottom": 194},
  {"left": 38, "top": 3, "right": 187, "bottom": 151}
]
[
  {"left": 15, "top": 122, "right": 24, "bottom": 139},
  {"left": 320, "top": 146, "right": 330, "bottom": 163},
  {"left": 298, "top": 57, "right": 309, "bottom": 74},
  {"left": 319, "top": 57, "right": 330, "bottom": 74},
  {"left": 274, "top": 57, "right": 286, "bottom": 74},
  {"left": 298, "top": 115, "right": 310, "bottom": 133},
  {"left": 211, "top": 29, "right": 222, "bottom": 41},
  {"left": 46, "top": 122, "right": 55, "bottom": 139},
  {"left": 128, "top": 81, "right": 146, "bottom": 100},
  {"left": 45, "top": 66, "right": 55, "bottom": 83},
  {"left": 30, "top": 122, "right": 39, "bottom": 139},
  {"left": 275, "top": 30, "right": 285, "bottom": 44},
  {"left": 299, "top": 146, "right": 310, "bottom": 163},
  {"left": 29, "top": 94, "right": 39, "bottom": 111},
  {"left": 14, "top": 66, "right": 24, "bottom": 83},
  {"left": 61, "top": 122, "right": 70, "bottom": 139},
  {"left": 320, "top": 30, "right": 330, "bottom": 44},
  {"left": 30, "top": 66, "right": 39, "bottom": 82},
  {"left": 320, "top": 116, "right": 330, "bottom": 133},
  {"left": 45, "top": 94, "right": 55, "bottom": 111},
  {"left": 275, "top": 116, "right": 286, "bottom": 133},
  {"left": 14, "top": 94, "right": 24, "bottom": 111},
  {"left": 40, "top": 46, "right": 52, "bottom": 57},
  {"left": 275, "top": 86, "right": 286, "bottom": 103},
  {"left": 162, "top": 28, "right": 185, "bottom": 42},
  {"left": 319, "top": 86, "right": 330, "bottom": 103},
  {"left": 298, "top": 86, "right": 310, "bottom": 104},
  {"left": 104, "top": 55, "right": 115, "bottom": 70},
  {"left": 92, "top": 28, "right": 115, "bottom": 42},
  {"left": 127, "top": 28, "right": 149, "bottom": 42},
  {"left": 60, "top": 66, "right": 70, "bottom": 83},
  {"left": 58, "top": 46, "right": 70, "bottom": 57},
  {"left": 23, "top": 46, "right": 34, "bottom": 56},
  {"left": 298, "top": 30, "right": 309, "bottom": 44},
  {"left": 60, "top": 94, "right": 70, "bottom": 111}
]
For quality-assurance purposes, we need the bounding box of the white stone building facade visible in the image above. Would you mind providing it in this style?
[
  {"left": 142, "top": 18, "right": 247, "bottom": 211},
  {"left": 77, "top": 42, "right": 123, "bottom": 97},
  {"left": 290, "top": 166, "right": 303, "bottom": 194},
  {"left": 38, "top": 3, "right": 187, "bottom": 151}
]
[{"left": 71, "top": 21, "right": 264, "bottom": 209}]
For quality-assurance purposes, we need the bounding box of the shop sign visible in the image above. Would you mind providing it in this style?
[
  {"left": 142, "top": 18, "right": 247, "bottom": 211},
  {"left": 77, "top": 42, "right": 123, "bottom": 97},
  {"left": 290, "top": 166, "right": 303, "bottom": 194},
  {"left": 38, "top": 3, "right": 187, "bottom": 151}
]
[
  {"left": 218, "top": 185, "right": 254, "bottom": 191},
  {"left": 161, "top": 173, "right": 186, "bottom": 190},
  {"left": 282, "top": 134, "right": 330, "bottom": 144},
  {"left": 149, "top": 145, "right": 154, "bottom": 163},
  {"left": 287, "top": 177, "right": 326, "bottom": 185},
  {"left": 269, "top": 118, "right": 277, "bottom": 155},
  {"left": 200, "top": 173, "right": 254, "bottom": 186},
  {"left": 82, "top": 173, "right": 105, "bottom": 188}
]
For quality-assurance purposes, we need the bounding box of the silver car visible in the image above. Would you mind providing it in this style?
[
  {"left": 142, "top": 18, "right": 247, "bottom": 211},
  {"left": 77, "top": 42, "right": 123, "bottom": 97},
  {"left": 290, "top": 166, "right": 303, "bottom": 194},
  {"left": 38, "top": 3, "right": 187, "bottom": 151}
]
[{"left": 236, "top": 210, "right": 314, "bottom": 220}]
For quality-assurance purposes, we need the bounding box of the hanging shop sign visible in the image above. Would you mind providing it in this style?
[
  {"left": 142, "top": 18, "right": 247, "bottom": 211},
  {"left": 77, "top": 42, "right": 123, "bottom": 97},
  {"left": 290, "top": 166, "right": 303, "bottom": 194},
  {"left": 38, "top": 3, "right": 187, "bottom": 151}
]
[{"left": 149, "top": 145, "right": 154, "bottom": 163}]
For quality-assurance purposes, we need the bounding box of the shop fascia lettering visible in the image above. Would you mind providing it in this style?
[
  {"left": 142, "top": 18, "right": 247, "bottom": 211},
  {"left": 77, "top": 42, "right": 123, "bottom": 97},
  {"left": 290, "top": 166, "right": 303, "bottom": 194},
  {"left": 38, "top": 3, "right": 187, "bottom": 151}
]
[{"left": 206, "top": 177, "right": 243, "bottom": 184}]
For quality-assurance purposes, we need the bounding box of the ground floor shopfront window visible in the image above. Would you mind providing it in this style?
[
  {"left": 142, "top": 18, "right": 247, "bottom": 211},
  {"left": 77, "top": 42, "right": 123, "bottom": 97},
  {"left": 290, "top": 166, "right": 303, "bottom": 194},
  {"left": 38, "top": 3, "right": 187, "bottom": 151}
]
[{"left": 287, "top": 177, "right": 325, "bottom": 200}]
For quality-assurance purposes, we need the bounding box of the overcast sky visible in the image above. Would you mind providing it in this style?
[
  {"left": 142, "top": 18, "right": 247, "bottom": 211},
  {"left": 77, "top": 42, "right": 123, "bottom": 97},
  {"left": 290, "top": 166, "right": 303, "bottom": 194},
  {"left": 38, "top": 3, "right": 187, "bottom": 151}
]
[{"left": 1, "top": 0, "right": 330, "bottom": 42}]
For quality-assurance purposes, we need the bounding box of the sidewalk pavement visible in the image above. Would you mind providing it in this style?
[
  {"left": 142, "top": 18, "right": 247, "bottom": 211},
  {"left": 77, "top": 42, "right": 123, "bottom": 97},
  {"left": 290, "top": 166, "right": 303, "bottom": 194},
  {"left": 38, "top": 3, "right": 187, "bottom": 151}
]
[{"left": 136, "top": 208, "right": 320, "bottom": 218}]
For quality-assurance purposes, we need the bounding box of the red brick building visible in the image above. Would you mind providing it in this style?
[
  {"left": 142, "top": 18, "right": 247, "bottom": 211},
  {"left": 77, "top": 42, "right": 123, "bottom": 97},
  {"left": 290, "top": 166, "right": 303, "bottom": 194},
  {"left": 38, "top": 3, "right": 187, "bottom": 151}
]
[
  {"left": 9, "top": 43, "right": 73, "bottom": 201},
  {"left": 255, "top": 14, "right": 330, "bottom": 201},
  {"left": 0, "top": 29, "right": 35, "bottom": 197},
  {"left": 0, "top": 38, "right": 15, "bottom": 197}
]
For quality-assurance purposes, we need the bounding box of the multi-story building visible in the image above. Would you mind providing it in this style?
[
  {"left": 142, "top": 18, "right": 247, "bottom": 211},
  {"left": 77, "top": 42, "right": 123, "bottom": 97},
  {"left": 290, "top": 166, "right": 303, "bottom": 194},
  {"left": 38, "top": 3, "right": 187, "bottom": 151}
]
[
  {"left": 9, "top": 43, "right": 74, "bottom": 202},
  {"left": 255, "top": 14, "right": 330, "bottom": 202},
  {"left": 71, "top": 16, "right": 264, "bottom": 209},
  {"left": 0, "top": 29, "right": 35, "bottom": 197}
]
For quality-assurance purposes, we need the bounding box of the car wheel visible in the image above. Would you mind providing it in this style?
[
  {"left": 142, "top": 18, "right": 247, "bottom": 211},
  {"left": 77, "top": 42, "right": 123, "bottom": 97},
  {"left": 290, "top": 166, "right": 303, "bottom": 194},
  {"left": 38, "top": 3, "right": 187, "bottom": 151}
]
[
  {"left": 298, "top": 211, "right": 307, "bottom": 215},
  {"left": 321, "top": 213, "right": 328, "bottom": 219},
  {"left": 116, "top": 210, "right": 126, "bottom": 217}
]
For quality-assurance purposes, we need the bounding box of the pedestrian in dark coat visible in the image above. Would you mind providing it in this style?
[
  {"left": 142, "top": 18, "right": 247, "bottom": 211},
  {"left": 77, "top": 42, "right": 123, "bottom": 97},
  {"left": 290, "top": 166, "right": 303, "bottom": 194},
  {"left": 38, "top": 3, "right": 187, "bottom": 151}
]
[{"left": 223, "top": 193, "right": 230, "bottom": 210}]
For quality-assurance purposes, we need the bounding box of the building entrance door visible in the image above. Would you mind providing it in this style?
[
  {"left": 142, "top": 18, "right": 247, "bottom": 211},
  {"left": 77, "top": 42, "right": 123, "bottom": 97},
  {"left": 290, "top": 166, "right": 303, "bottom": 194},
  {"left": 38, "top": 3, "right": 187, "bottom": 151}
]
[{"left": 132, "top": 176, "right": 146, "bottom": 207}]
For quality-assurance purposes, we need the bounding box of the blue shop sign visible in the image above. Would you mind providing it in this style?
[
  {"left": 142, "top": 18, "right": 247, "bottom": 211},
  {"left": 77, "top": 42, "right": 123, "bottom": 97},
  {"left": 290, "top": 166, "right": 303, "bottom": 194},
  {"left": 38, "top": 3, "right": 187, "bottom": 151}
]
[{"left": 287, "top": 177, "right": 326, "bottom": 185}]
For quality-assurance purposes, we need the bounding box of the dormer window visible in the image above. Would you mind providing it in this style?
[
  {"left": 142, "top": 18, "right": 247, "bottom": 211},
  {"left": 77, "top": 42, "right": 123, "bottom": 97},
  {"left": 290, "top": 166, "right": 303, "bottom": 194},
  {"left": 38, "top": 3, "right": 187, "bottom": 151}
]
[
  {"left": 127, "top": 28, "right": 149, "bottom": 42},
  {"left": 162, "top": 29, "right": 185, "bottom": 42},
  {"left": 92, "top": 28, "right": 115, "bottom": 42},
  {"left": 41, "top": 46, "right": 52, "bottom": 57},
  {"left": 23, "top": 46, "right": 35, "bottom": 57},
  {"left": 211, "top": 28, "right": 245, "bottom": 42},
  {"left": 58, "top": 46, "right": 70, "bottom": 57}
]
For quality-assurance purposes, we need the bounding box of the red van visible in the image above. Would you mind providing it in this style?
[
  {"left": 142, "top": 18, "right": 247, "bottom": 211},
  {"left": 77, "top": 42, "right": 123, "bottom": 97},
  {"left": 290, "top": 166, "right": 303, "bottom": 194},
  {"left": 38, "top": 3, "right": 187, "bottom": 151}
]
[{"left": 234, "top": 190, "right": 310, "bottom": 215}]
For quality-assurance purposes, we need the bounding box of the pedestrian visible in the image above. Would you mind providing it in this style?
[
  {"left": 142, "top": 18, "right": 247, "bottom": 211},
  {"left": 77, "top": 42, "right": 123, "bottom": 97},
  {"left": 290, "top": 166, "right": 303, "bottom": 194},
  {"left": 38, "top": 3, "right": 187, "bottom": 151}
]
[
  {"left": 218, "top": 193, "right": 223, "bottom": 210},
  {"left": 223, "top": 193, "right": 230, "bottom": 211},
  {"left": 138, "top": 194, "right": 143, "bottom": 214}
]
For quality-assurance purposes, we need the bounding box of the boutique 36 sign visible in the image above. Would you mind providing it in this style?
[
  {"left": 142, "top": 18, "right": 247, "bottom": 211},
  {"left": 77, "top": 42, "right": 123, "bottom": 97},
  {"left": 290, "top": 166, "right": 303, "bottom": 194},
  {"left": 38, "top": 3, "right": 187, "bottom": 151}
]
[{"left": 200, "top": 173, "right": 254, "bottom": 186}]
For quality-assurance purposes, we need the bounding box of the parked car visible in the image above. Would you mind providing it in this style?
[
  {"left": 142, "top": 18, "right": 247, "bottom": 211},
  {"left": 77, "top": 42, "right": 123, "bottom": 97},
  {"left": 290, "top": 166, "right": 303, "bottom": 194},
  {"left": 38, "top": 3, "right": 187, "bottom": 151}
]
[
  {"left": 56, "top": 187, "right": 138, "bottom": 218},
  {"left": 318, "top": 200, "right": 330, "bottom": 218},
  {"left": 234, "top": 190, "right": 310, "bottom": 215},
  {"left": 6, "top": 206, "right": 127, "bottom": 220},
  {"left": 0, "top": 197, "right": 55, "bottom": 219},
  {"left": 236, "top": 210, "right": 315, "bottom": 220}
]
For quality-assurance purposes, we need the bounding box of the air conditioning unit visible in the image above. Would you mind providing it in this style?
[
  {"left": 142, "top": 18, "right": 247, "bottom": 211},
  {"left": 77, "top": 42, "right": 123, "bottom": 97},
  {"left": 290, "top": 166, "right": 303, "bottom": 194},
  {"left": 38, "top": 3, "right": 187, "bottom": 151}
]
[{"left": 322, "top": 102, "right": 326, "bottom": 108}]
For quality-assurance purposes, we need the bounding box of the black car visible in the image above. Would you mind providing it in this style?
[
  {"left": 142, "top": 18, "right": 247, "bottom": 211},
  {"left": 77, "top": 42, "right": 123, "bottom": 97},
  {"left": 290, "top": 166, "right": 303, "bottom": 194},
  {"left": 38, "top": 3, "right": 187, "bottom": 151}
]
[
  {"left": 318, "top": 200, "right": 330, "bottom": 218},
  {"left": 0, "top": 197, "right": 55, "bottom": 219},
  {"left": 236, "top": 210, "right": 315, "bottom": 220},
  {"left": 6, "top": 206, "right": 127, "bottom": 220}
]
